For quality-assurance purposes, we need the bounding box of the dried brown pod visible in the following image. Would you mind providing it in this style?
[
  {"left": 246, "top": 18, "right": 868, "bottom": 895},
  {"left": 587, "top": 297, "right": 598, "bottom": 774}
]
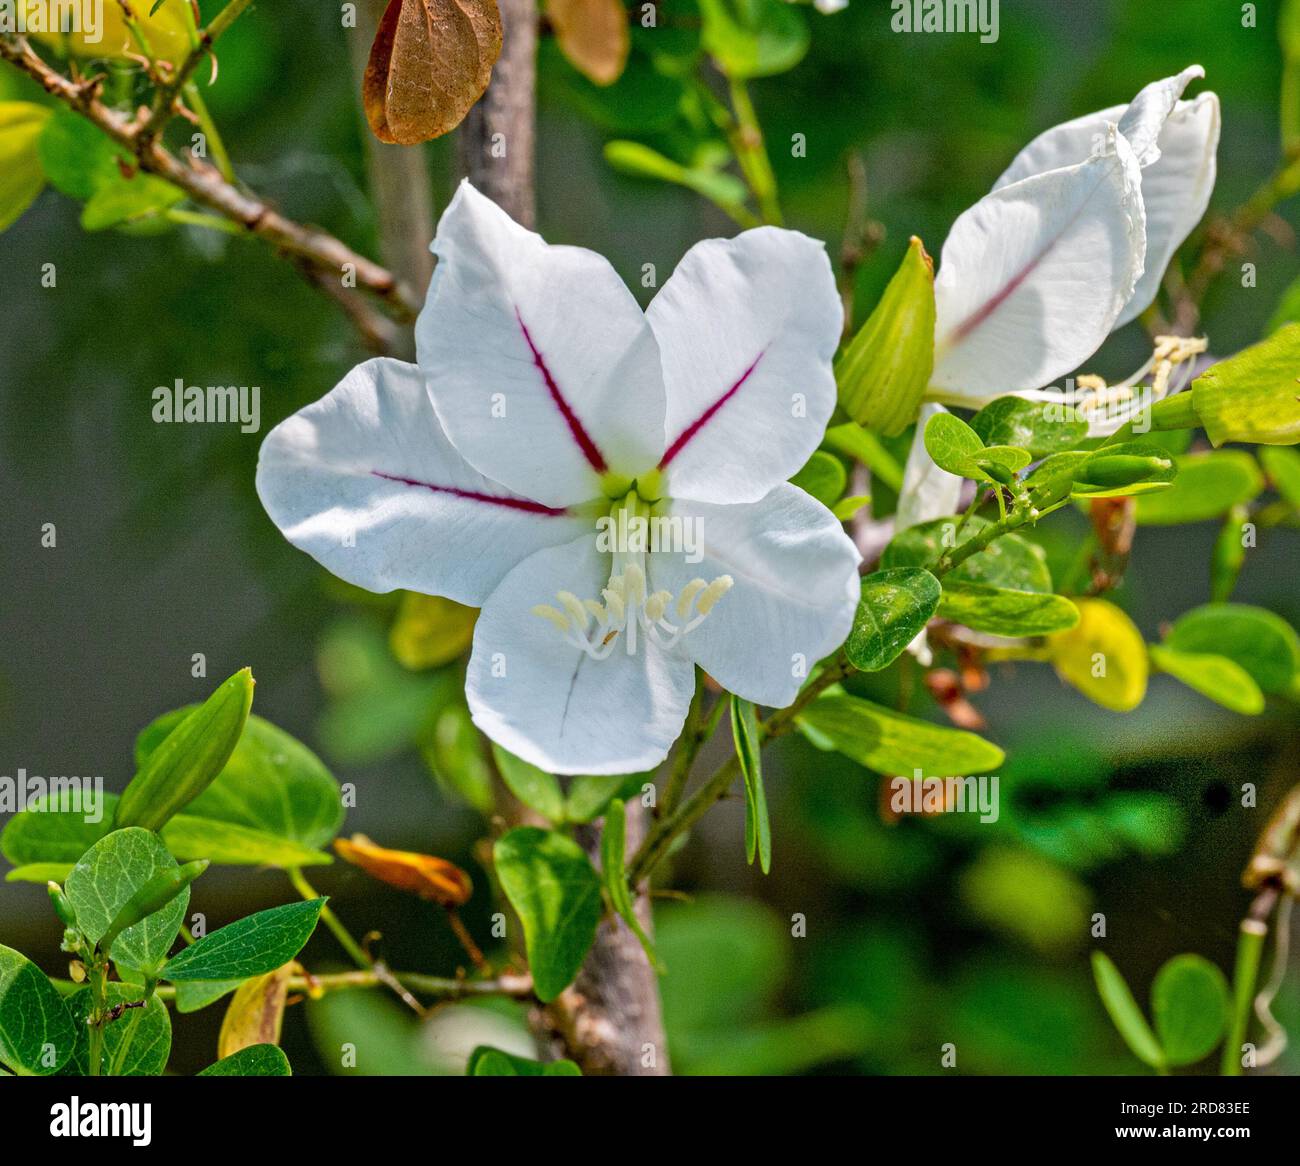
[
  {"left": 546, "top": 0, "right": 629, "bottom": 86},
  {"left": 363, "top": 0, "right": 504, "bottom": 145}
]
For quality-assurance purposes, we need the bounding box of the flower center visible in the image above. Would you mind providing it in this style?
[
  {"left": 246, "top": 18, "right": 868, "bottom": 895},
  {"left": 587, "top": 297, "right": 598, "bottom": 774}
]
[{"left": 531, "top": 490, "right": 732, "bottom": 659}]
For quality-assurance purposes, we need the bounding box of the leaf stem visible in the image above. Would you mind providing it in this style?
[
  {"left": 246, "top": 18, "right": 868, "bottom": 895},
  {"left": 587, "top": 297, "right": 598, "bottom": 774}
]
[
  {"left": 288, "top": 867, "right": 369, "bottom": 971},
  {"left": 726, "top": 76, "right": 783, "bottom": 226},
  {"left": 1221, "top": 886, "right": 1278, "bottom": 1076}
]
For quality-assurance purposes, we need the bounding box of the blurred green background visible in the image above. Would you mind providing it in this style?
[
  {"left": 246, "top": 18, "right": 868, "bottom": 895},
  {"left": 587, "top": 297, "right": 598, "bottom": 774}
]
[{"left": 1, "top": 0, "right": 1298, "bottom": 1075}]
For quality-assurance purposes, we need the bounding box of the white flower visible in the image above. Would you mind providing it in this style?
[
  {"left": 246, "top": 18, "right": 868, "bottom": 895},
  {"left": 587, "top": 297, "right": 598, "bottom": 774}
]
[
  {"left": 898, "top": 66, "right": 1220, "bottom": 532},
  {"left": 257, "top": 182, "right": 861, "bottom": 775}
]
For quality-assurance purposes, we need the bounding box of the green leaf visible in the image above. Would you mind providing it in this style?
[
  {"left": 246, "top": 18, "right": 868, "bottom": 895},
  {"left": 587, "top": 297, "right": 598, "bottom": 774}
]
[
  {"left": 923, "top": 409, "right": 985, "bottom": 476},
  {"left": 1091, "top": 951, "right": 1164, "bottom": 1069},
  {"left": 883, "top": 517, "right": 1052, "bottom": 593},
  {"left": 424, "top": 701, "right": 494, "bottom": 813},
  {"left": 603, "top": 140, "right": 750, "bottom": 210},
  {"left": 1151, "top": 954, "right": 1229, "bottom": 1067},
  {"left": 0, "top": 945, "right": 77, "bottom": 1074},
  {"left": 600, "top": 800, "right": 663, "bottom": 971},
  {"left": 64, "top": 984, "right": 170, "bottom": 1076},
  {"left": 699, "top": 0, "right": 810, "bottom": 78},
  {"left": 1071, "top": 442, "right": 1177, "bottom": 498},
  {"left": 162, "top": 899, "right": 326, "bottom": 983},
  {"left": 1191, "top": 324, "right": 1300, "bottom": 446},
  {"left": 161, "top": 815, "right": 332, "bottom": 868},
  {"left": 1149, "top": 646, "right": 1265, "bottom": 716},
  {"left": 846, "top": 568, "right": 941, "bottom": 671},
  {"left": 79, "top": 168, "right": 183, "bottom": 231},
  {"left": 175, "top": 979, "right": 245, "bottom": 1014},
  {"left": 491, "top": 744, "right": 566, "bottom": 823},
  {"left": 835, "top": 236, "right": 936, "bottom": 436},
  {"left": 37, "top": 107, "right": 119, "bottom": 200},
  {"left": 116, "top": 668, "right": 254, "bottom": 833},
  {"left": 198, "top": 1043, "right": 292, "bottom": 1076},
  {"left": 797, "top": 692, "right": 1004, "bottom": 775},
  {"left": 64, "top": 828, "right": 189, "bottom": 975},
  {"left": 135, "top": 708, "right": 343, "bottom": 848},
  {"left": 970, "top": 396, "right": 1089, "bottom": 456},
  {"left": 565, "top": 773, "right": 648, "bottom": 824},
  {"left": 467, "top": 1045, "right": 581, "bottom": 1076},
  {"left": 0, "top": 103, "right": 51, "bottom": 232},
  {"left": 1164, "top": 603, "right": 1300, "bottom": 696},
  {"left": 4, "top": 862, "right": 74, "bottom": 884},
  {"left": 789, "top": 450, "right": 847, "bottom": 508},
  {"left": 730, "top": 697, "right": 771, "bottom": 873},
  {"left": 1, "top": 792, "right": 330, "bottom": 870},
  {"left": 101, "top": 860, "right": 208, "bottom": 960},
  {"left": 832, "top": 493, "right": 872, "bottom": 521},
  {"left": 1260, "top": 445, "right": 1300, "bottom": 507},
  {"left": 939, "top": 584, "right": 1079, "bottom": 637},
  {"left": 494, "top": 828, "right": 602, "bottom": 1002},
  {"left": 1133, "top": 451, "right": 1263, "bottom": 524}
]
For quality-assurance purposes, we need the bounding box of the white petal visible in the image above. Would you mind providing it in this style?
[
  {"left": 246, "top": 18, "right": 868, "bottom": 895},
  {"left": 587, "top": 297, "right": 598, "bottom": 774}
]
[
  {"left": 646, "top": 228, "right": 842, "bottom": 505},
  {"left": 256, "top": 358, "right": 587, "bottom": 604},
  {"left": 991, "top": 71, "right": 1218, "bottom": 328},
  {"left": 1117, "top": 65, "right": 1205, "bottom": 168},
  {"left": 415, "top": 181, "right": 666, "bottom": 508},
  {"left": 1115, "top": 92, "right": 1219, "bottom": 325},
  {"left": 651, "top": 485, "right": 861, "bottom": 708},
  {"left": 930, "top": 126, "right": 1146, "bottom": 400},
  {"left": 896, "top": 403, "right": 964, "bottom": 532},
  {"left": 466, "top": 536, "right": 695, "bottom": 775}
]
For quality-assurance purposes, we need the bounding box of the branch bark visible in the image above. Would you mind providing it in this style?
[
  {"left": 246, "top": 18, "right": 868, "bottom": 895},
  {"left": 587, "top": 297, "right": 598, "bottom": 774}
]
[
  {"left": 456, "top": 0, "right": 670, "bottom": 1075},
  {"left": 0, "top": 34, "right": 419, "bottom": 334}
]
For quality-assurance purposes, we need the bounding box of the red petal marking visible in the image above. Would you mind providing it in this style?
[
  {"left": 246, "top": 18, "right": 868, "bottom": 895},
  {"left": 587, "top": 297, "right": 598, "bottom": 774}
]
[
  {"left": 370, "top": 471, "right": 569, "bottom": 516},
  {"left": 659, "top": 351, "right": 764, "bottom": 469},
  {"left": 515, "top": 309, "right": 608, "bottom": 474}
]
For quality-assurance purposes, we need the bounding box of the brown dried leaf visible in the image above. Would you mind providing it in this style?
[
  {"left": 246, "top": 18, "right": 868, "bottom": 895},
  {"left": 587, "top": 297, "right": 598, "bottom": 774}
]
[
  {"left": 363, "top": 0, "right": 504, "bottom": 145},
  {"left": 547, "top": 0, "right": 629, "bottom": 86},
  {"left": 334, "top": 834, "right": 473, "bottom": 906},
  {"left": 217, "top": 965, "right": 292, "bottom": 1059}
]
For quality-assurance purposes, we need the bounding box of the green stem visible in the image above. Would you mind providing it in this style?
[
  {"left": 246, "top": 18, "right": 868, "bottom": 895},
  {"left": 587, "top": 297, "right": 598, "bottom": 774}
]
[
  {"left": 164, "top": 207, "right": 243, "bottom": 233},
  {"left": 1222, "top": 909, "right": 1271, "bottom": 1076},
  {"left": 726, "top": 77, "right": 783, "bottom": 226},
  {"left": 660, "top": 672, "right": 707, "bottom": 817},
  {"left": 106, "top": 977, "right": 155, "bottom": 1076},
  {"left": 86, "top": 960, "right": 108, "bottom": 1077},
  {"left": 288, "top": 867, "right": 369, "bottom": 971},
  {"left": 134, "top": 968, "right": 536, "bottom": 1001},
  {"left": 630, "top": 653, "right": 855, "bottom": 883},
  {"left": 183, "top": 81, "right": 234, "bottom": 182}
]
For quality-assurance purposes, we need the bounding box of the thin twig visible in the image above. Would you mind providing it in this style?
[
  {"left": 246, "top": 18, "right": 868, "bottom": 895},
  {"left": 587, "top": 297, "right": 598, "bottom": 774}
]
[{"left": 0, "top": 34, "right": 419, "bottom": 329}]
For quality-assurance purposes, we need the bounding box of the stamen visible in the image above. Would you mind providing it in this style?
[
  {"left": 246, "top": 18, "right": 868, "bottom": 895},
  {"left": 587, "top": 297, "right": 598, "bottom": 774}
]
[
  {"left": 532, "top": 572, "right": 734, "bottom": 659},
  {"left": 531, "top": 604, "right": 570, "bottom": 633}
]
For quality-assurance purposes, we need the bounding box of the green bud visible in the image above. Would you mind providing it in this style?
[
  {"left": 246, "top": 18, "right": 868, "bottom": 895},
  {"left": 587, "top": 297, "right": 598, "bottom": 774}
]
[
  {"left": 99, "top": 860, "right": 209, "bottom": 957},
  {"left": 1075, "top": 454, "right": 1173, "bottom": 489},
  {"left": 971, "top": 457, "right": 1017, "bottom": 486},
  {"left": 47, "top": 881, "right": 77, "bottom": 928},
  {"left": 114, "top": 668, "right": 254, "bottom": 832},
  {"left": 1210, "top": 504, "right": 1249, "bottom": 603},
  {"left": 835, "top": 236, "right": 936, "bottom": 437},
  {"left": 1191, "top": 324, "right": 1300, "bottom": 447}
]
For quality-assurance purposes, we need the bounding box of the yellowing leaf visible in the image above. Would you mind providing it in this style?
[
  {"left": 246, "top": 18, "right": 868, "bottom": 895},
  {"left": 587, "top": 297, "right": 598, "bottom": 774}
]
[
  {"left": 334, "top": 834, "right": 472, "bottom": 906},
  {"left": 32, "top": 0, "right": 192, "bottom": 62},
  {"left": 1049, "top": 599, "right": 1148, "bottom": 712},
  {"left": 217, "top": 965, "right": 292, "bottom": 1059},
  {"left": 389, "top": 593, "right": 476, "bottom": 669},
  {"left": 547, "top": 0, "right": 630, "bottom": 86},
  {"left": 363, "top": 0, "right": 503, "bottom": 145},
  {"left": 0, "top": 103, "right": 51, "bottom": 232}
]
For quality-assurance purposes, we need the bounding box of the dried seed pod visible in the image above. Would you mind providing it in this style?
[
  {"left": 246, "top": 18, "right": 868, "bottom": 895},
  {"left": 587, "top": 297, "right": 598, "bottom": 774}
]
[{"left": 363, "top": 0, "right": 504, "bottom": 145}]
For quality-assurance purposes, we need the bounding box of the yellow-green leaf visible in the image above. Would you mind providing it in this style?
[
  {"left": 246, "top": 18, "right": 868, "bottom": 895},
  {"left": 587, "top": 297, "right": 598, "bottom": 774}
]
[{"left": 1049, "top": 599, "right": 1147, "bottom": 712}]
